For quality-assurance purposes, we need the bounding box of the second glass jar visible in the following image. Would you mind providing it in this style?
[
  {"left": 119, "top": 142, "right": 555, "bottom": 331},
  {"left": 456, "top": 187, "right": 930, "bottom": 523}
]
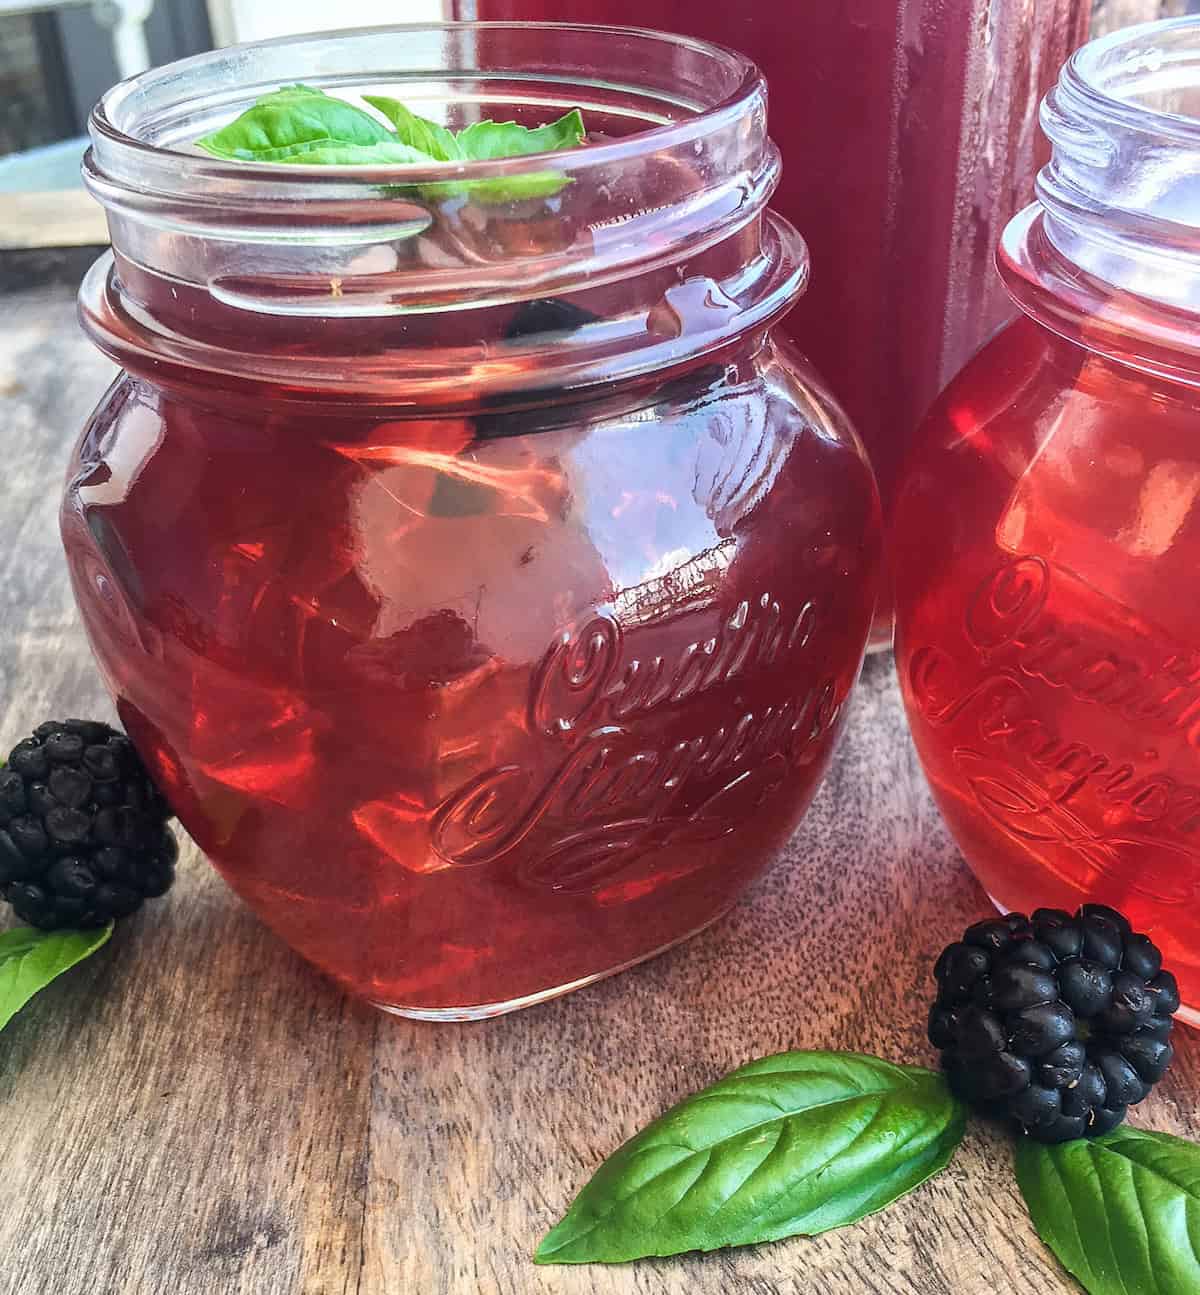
[{"left": 895, "top": 18, "right": 1200, "bottom": 1020}]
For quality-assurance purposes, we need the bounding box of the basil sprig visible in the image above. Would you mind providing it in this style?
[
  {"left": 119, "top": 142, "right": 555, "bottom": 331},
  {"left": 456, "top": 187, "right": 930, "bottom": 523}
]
[
  {"left": 536, "top": 1051, "right": 967, "bottom": 1264},
  {"left": 1017, "top": 1126, "right": 1200, "bottom": 1294},
  {"left": 195, "top": 84, "right": 585, "bottom": 202},
  {"left": 0, "top": 924, "right": 112, "bottom": 1032}
]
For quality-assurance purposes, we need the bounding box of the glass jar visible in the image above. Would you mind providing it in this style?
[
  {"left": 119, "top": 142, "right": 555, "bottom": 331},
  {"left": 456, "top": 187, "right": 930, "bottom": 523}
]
[
  {"left": 463, "top": 0, "right": 1090, "bottom": 649},
  {"left": 68, "top": 24, "right": 881, "bottom": 1018},
  {"left": 894, "top": 18, "right": 1200, "bottom": 1019}
]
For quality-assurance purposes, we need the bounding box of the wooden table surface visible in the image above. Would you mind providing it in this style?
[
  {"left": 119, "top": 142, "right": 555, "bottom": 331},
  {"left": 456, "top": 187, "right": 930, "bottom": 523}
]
[{"left": 1, "top": 279, "right": 1197, "bottom": 1295}]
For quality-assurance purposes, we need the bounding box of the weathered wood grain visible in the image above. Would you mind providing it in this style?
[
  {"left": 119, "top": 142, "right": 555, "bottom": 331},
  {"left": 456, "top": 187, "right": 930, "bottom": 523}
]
[
  {"left": 0, "top": 282, "right": 1196, "bottom": 1295},
  {"left": 0, "top": 192, "right": 109, "bottom": 252},
  {"left": 364, "top": 657, "right": 1200, "bottom": 1295},
  {"left": 0, "top": 287, "right": 377, "bottom": 1295}
]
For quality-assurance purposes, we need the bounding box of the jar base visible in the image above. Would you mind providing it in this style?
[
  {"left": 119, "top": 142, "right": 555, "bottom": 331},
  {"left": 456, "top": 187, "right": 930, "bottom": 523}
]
[
  {"left": 370, "top": 908, "right": 732, "bottom": 1022},
  {"left": 986, "top": 890, "right": 1199, "bottom": 1029}
]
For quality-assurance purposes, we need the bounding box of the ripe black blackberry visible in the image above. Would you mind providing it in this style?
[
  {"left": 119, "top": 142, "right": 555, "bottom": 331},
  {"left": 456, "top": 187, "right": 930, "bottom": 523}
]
[
  {"left": 929, "top": 905, "right": 1179, "bottom": 1143},
  {"left": 0, "top": 720, "right": 176, "bottom": 930},
  {"left": 503, "top": 297, "right": 598, "bottom": 341}
]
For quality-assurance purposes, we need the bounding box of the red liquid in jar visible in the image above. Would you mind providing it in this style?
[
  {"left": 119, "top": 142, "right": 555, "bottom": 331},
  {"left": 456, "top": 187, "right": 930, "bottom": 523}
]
[
  {"left": 70, "top": 22, "right": 882, "bottom": 1013},
  {"left": 894, "top": 315, "right": 1200, "bottom": 1015},
  {"left": 65, "top": 329, "right": 878, "bottom": 1012},
  {"left": 462, "top": 0, "right": 1090, "bottom": 639}
]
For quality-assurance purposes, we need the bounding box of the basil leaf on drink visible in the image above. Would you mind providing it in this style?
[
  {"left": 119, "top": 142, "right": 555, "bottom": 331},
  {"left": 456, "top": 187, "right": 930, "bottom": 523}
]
[
  {"left": 195, "top": 84, "right": 394, "bottom": 161},
  {"left": 535, "top": 1050, "right": 967, "bottom": 1265},
  {"left": 0, "top": 924, "right": 113, "bottom": 1032},
  {"left": 447, "top": 110, "right": 585, "bottom": 201},
  {"left": 254, "top": 140, "right": 441, "bottom": 167},
  {"left": 455, "top": 108, "right": 586, "bottom": 160},
  {"left": 362, "top": 95, "right": 461, "bottom": 161},
  {"left": 196, "top": 88, "right": 586, "bottom": 204},
  {"left": 1016, "top": 1126, "right": 1200, "bottom": 1294},
  {"left": 419, "top": 170, "right": 576, "bottom": 204},
  {"left": 260, "top": 83, "right": 325, "bottom": 100}
]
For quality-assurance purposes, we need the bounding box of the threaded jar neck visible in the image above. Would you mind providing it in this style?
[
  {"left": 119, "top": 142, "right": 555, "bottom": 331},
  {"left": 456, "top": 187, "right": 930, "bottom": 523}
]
[
  {"left": 1000, "top": 17, "right": 1200, "bottom": 384},
  {"left": 79, "top": 23, "right": 807, "bottom": 406}
]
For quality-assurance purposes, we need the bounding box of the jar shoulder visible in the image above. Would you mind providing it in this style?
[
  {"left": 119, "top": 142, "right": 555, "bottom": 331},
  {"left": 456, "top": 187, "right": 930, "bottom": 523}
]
[
  {"left": 63, "top": 352, "right": 881, "bottom": 695},
  {"left": 894, "top": 315, "right": 1200, "bottom": 648}
]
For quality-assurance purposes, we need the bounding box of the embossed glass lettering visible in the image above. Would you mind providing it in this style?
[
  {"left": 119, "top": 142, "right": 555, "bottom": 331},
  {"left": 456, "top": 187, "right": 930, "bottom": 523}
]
[
  {"left": 909, "top": 556, "right": 1200, "bottom": 903},
  {"left": 434, "top": 592, "right": 833, "bottom": 889}
]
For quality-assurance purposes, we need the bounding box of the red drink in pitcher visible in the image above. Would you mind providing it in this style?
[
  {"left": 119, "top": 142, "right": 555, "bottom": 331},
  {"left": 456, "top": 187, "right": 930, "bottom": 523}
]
[{"left": 466, "top": 0, "right": 1091, "bottom": 643}]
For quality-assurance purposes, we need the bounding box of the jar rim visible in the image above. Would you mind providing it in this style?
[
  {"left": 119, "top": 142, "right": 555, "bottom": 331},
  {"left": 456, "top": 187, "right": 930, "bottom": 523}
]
[
  {"left": 1063, "top": 15, "right": 1200, "bottom": 147},
  {"left": 1000, "top": 206, "right": 1200, "bottom": 388},
  {"left": 1016, "top": 16, "right": 1200, "bottom": 367},
  {"left": 87, "top": 21, "right": 762, "bottom": 202},
  {"left": 79, "top": 21, "right": 806, "bottom": 401}
]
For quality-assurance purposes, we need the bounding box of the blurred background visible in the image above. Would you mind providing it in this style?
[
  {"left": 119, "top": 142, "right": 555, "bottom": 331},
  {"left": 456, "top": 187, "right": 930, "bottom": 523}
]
[{"left": 0, "top": 0, "right": 1195, "bottom": 250}]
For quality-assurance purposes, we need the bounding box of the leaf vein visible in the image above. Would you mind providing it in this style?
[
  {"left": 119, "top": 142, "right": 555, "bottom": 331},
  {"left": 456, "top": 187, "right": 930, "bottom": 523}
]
[{"left": 723, "top": 1097, "right": 892, "bottom": 1238}]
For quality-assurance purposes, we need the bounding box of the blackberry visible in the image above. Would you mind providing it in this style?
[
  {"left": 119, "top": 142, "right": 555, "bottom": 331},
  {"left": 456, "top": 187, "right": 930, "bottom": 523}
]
[
  {"left": 0, "top": 720, "right": 176, "bottom": 930},
  {"left": 473, "top": 298, "right": 602, "bottom": 443},
  {"left": 929, "top": 905, "right": 1179, "bottom": 1143},
  {"left": 503, "top": 297, "right": 597, "bottom": 341}
]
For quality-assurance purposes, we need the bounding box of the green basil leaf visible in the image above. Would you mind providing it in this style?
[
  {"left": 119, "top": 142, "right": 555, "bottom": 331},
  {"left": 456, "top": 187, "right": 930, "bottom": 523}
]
[
  {"left": 535, "top": 1050, "right": 967, "bottom": 1265},
  {"left": 444, "top": 107, "right": 584, "bottom": 203},
  {"left": 258, "top": 141, "right": 440, "bottom": 167},
  {"left": 195, "top": 89, "right": 585, "bottom": 206},
  {"left": 1016, "top": 1126, "right": 1200, "bottom": 1294},
  {"left": 456, "top": 107, "right": 585, "bottom": 161},
  {"left": 196, "top": 90, "right": 586, "bottom": 202},
  {"left": 195, "top": 87, "right": 396, "bottom": 161},
  {"left": 417, "top": 171, "right": 572, "bottom": 205},
  {"left": 0, "top": 924, "right": 113, "bottom": 1031},
  {"left": 260, "top": 83, "right": 326, "bottom": 100},
  {"left": 362, "top": 95, "right": 461, "bottom": 161}
]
